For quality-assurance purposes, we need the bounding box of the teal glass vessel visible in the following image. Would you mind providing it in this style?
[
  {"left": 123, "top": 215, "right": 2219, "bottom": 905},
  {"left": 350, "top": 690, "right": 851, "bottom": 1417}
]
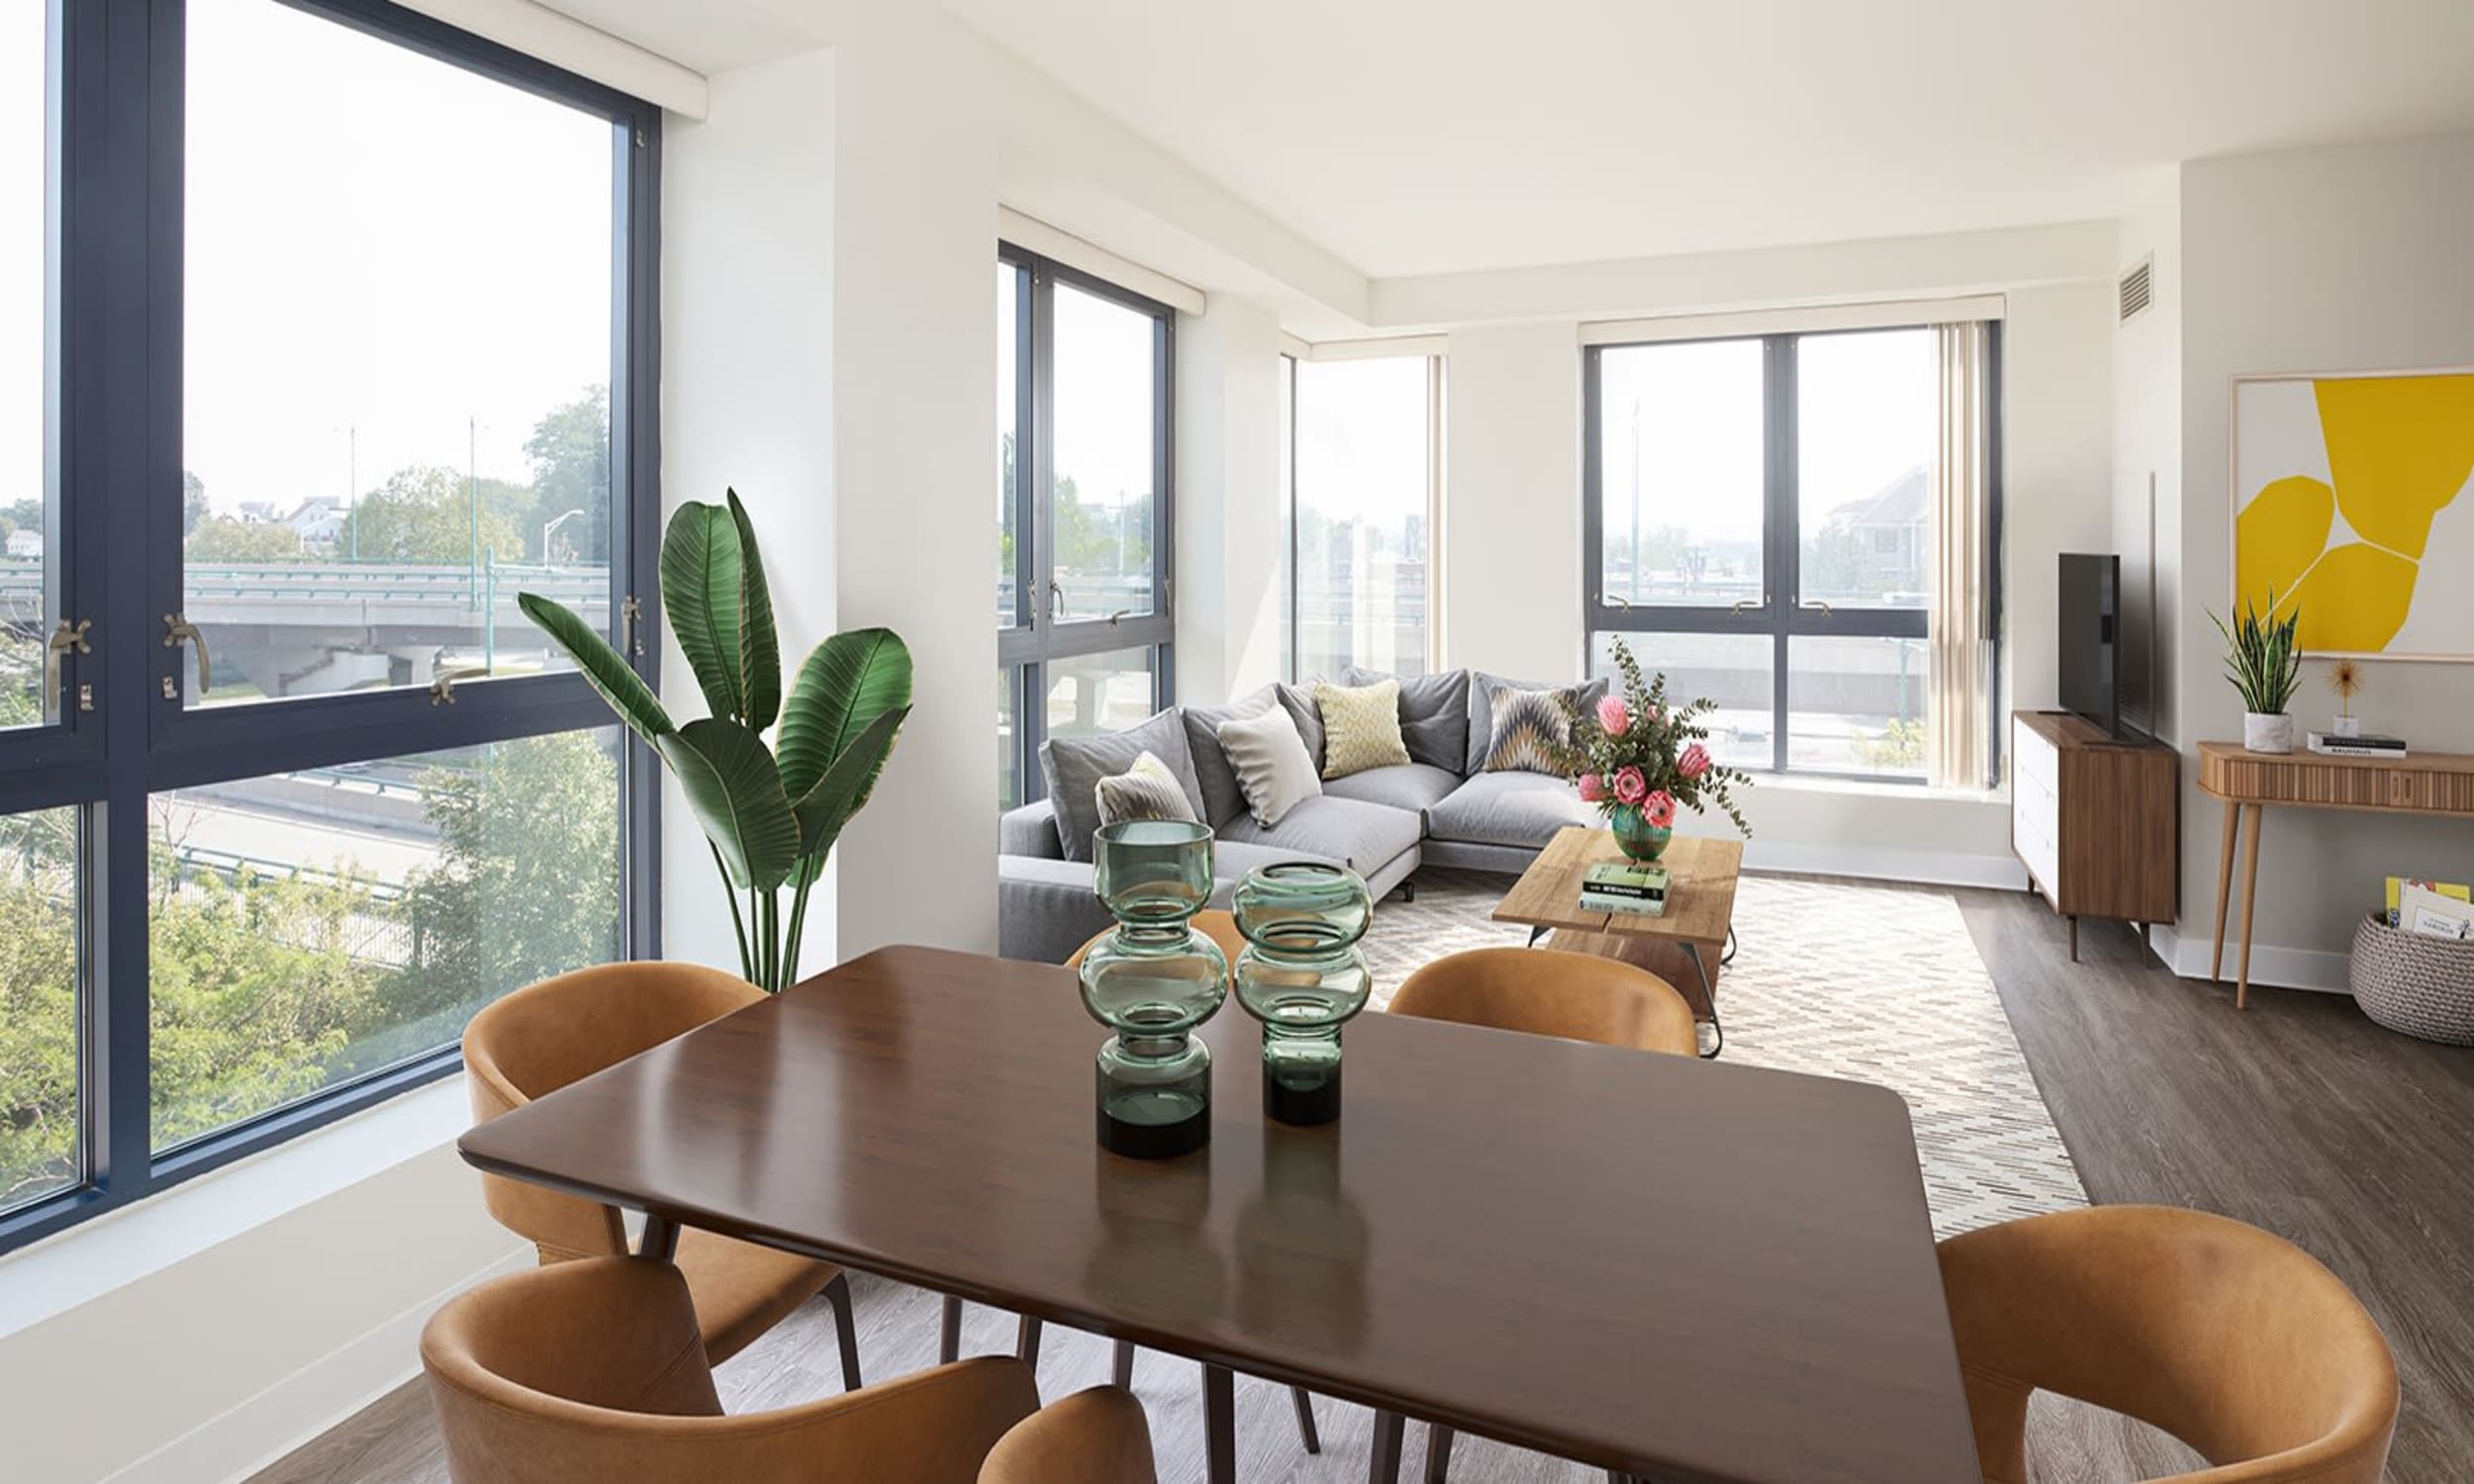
[
  {"left": 1608, "top": 803, "right": 1673, "bottom": 862},
  {"left": 1232, "top": 862, "right": 1374, "bottom": 1125},
  {"left": 1079, "top": 820, "right": 1227, "bottom": 1158}
]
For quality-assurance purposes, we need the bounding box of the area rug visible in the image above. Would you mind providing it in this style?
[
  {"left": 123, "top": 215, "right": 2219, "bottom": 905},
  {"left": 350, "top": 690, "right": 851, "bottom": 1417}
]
[{"left": 1365, "top": 869, "right": 2087, "bottom": 1236}]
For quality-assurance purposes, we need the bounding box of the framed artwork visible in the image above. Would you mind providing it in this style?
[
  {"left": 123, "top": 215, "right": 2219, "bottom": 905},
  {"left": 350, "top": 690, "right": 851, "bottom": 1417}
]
[{"left": 2232, "top": 368, "right": 2474, "bottom": 662}]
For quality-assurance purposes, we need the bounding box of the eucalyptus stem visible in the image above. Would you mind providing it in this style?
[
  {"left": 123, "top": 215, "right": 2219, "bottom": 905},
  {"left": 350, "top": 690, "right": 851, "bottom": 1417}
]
[{"left": 711, "top": 841, "right": 754, "bottom": 982}]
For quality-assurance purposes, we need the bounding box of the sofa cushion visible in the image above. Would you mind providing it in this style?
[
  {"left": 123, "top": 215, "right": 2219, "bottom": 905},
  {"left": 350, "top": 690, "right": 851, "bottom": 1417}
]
[
  {"left": 1343, "top": 666, "right": 1469, "bottom": 772},
  {"left": 999, "top": 799, "right": 1065, "bottom": 860},
  {"left": 1183, "top": 686, "right": 1279, "bottom": 829},
  {"left": 1480, "top": 685, "right": 1576, "bottom": 774},
  {"left": 1321, "top": 762, "right": 1463, "bottom": 819},
  {"left": 1216, "top": 794, "right": 1423, "bottom": 876},
  {"left": 1216, "top": 703, "right": 1322, "bottom": 827},
  {"left": 1039, "top": 708, "right": 1206, "bottom": 863},
  {"left": 1465, "top": 671, "right": 1609, "bottom": 776},
  {"left": 1094, "top": 750, "right": 1200, "bottom": 827},
  {"left": 1314, "top": 679, "right": 1411, "bottom": 779},
  {"left": 1276, "top": 683, "right": 1326, "bottom": 771},
  {"left": 1426, "top": 771, "right": 1598, "bottom": 851}
]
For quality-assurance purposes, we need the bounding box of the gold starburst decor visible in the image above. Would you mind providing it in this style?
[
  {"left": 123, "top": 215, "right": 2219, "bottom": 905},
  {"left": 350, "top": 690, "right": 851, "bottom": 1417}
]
[{"left": 2328, "top": 658, "right": 2364, "bottom": 720}]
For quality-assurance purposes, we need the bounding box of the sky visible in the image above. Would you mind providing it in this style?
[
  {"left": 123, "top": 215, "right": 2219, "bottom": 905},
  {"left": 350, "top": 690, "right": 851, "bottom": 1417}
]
[{"left": 3, "top": 0, "right": 618, "bottom": 527}]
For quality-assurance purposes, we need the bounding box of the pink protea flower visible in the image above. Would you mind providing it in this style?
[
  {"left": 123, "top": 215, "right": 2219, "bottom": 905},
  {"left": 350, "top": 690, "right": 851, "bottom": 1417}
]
[
  {"left": 1677, "top": 742, "right": 1711, "bottom": 780},
  {"left": 1594, "top": 694, "right": 1632, "bottom": 737},
  {"left": 1576, "top": 772, "right": 1607, "bottom": 803},
  {"left": 1644, "top": 790, "right": 1677, "bottom": 829},
  {"left": 1612, "top": 766, "right": 1648, "bottom": 805}
]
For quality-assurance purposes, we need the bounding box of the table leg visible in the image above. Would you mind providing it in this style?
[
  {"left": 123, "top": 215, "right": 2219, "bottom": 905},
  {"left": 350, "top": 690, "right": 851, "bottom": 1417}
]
[
  {"left": 1015, "top": 1315, "right": 1043, "bottom": 1366},
  {"left": 2236, "top": 803, "right": 2263, "bottom": 1011},
  {"left": 1684, "top": 943, "right": 1723, "bottom": 1061},
  {"left": 2211, "top": 800, "right": 2241, "bottom": 980},
  {"left": 1202, "top": 1362, "right": 1235, "bottom": 1484},
  {"left": 938, "top": 1296, "right": 962, "bottom": 1364},
  {"left": 1527, "top": 924, "right": 1548, "bottom": 947},
  {"left": 1291, "top": 1386, "right": 1322, "bottom": 1454},
  {"left": 636, "top": 1212, "right": 679, "bottom": 1261},
  {"left": 1112, "top": 1340, "right": 1135, "bottom": 1388},
  {"left": 1425, "top": 1424, "right": 1455, "bottom": 1484},
  {"left": 1370, "top": 1409, "right": 1407, "bottom": 1484}
]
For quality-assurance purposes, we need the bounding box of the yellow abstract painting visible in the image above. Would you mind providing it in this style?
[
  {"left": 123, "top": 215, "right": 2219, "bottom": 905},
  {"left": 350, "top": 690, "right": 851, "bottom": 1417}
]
[{"left": 2233, "top": 371, "right": 2474, "bottom": 660}]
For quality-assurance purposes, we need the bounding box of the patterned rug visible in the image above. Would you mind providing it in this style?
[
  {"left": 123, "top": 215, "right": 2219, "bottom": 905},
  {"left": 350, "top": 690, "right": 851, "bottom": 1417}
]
[{"left": 1366, "top": 870, "right": 2086, "bottom": 1236}]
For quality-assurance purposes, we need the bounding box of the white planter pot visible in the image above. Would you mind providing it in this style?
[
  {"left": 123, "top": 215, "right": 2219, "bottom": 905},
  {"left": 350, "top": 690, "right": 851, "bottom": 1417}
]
[
  {"left": 2331, "top": 715, "right": 2362, "bottom": 739},
  {"left": 2244, "top": 711, "right": 2295, "bottom": 754}
]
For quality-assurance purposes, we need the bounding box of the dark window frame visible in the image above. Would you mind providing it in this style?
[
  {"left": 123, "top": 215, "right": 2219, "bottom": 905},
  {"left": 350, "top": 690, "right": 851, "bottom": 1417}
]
[
  {"left": 997, "top": 241, "right": 1176, "bottom": 807},
  {"left": 0, "top": 0, "right": 663, "bottom": 1256},
  {"left": 1580, "top": 324, "right": 2003, "bottom": 786}
]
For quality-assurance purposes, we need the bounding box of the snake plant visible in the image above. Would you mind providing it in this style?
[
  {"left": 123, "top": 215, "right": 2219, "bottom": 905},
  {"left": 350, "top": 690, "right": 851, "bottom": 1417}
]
[
  {"left": 521, "top": 491, "right": 912, "bottom": 990},
  {"left": 2210, "top": 592, "right": 2302, "bottom": 716}
]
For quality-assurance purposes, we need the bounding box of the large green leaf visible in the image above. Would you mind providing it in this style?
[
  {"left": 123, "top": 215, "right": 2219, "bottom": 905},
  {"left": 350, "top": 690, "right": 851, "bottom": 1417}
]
[
  {"left": 654, "top": 717, "right": 799, "bottom": 891},
  {"left": 791, "top": 704, "right": 909, "bottom": 862},
  {"left": 777, "top": 628, "right": 914, "bottom": 803},
  {"left": 519, "top": 592, "right": 675, "bottom": 745},
  {"left": 727, "top": 489, "right": 782, "bottom": 734},
  {"left": 660, "top": 502, "right": 749, "bottom": 725}
]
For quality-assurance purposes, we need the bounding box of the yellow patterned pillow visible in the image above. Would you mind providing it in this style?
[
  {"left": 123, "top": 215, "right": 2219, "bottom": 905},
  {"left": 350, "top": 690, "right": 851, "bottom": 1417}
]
[{"left": 1313, "top": 679, "right": 1411, "bottom": 780}]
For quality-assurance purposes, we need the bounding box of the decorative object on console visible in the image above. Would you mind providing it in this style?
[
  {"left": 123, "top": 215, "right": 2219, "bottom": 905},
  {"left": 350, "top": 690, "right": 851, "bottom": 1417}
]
[
  {"left": 1078, "top": 820, "right": 1228, "bottom": 1158},
  {"left": 2210, "top": 592, "right": 2302, "bottom": 754},
  {"left": 1094, "top": 750, "right": 1199, "bottom": 827},
  {"left": 521, "top": 491, "right": 910, "bottom": 992},
  {"left": 1313, "top": 678, "right": 1412, "bottom": 779},
  {"left": 1216, "top": 702, "right": 1322, "bottom": 826},
  {"left": 2233, "top": 368, "right": 2474, "bottom": 661},
  {"left": 2327, "top": 657, "right": 2365, "bottom": 738},
  {"left": 2310, "top": 731, "right": 2409, "bottom": 758},
  {"left": 1231, "top": 862, "right": 1374, "bottom": 1126},
  {"left": 1561, "top": 637, "right": 1752, "bottom": 862}
]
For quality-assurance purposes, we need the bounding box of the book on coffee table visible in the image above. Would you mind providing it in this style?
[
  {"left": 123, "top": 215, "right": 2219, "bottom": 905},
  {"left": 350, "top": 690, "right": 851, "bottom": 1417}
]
[{"left": 1579, "top": 862, "right": 1668, "bottom": 916}]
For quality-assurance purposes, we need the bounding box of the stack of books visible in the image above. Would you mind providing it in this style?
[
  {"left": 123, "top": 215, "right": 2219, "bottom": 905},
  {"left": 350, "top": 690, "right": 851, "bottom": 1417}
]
[
  {"left": 1579, "top": 862, "right": 1668, "bottom": 917},
  {"left": 2309, "top": 730, "right": 2409, "bottom": 758}
]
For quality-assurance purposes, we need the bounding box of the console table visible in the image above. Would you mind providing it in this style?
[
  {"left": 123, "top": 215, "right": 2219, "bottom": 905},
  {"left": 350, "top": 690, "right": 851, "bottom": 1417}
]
[{"left": 2197, "top": 741, "right": 2474, "bottom": 1008}]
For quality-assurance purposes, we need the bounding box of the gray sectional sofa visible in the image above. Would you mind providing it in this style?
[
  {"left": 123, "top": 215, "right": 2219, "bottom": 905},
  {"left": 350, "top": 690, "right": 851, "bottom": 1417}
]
[{"left": 999, "top": 668, "right": 1606, "bottom": 962}]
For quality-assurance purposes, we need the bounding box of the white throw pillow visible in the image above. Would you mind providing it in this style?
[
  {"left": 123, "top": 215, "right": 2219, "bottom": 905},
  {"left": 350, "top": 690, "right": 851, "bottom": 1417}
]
[{"left": 1216, "top": 703, "right": 1322, "bottom": 827}]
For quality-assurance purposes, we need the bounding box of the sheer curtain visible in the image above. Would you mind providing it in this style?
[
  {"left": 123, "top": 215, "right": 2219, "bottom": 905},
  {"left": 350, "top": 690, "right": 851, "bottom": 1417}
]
[{"left": 1927, "top": 323, "right": 1992, "bottom": 788}]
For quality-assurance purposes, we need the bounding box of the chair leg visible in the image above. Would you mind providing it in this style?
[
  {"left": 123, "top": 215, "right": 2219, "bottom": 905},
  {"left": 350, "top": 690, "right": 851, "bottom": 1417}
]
[
  {"left": 1370, "top": 1410, "right": 1406, "bottom": 1484},
  {"left": 1014, "top": 1315, "right": 1044, "bottom": 1366},
  {"left": 1291, "top": 1386, "right": 1321, "bottom": 1454},
  {"left": 938, "top": 1295, "right": 962, "bottom": 1364},
  {"left": 1424, "top": 1424, "right": 1454, "bottom": 1483},
  {"left": 822, "top": 1271, "right": 862, "bottom": 1392},
  {"left": 1112, "top": 1339, "right": 1135, "bottom": 1388}
]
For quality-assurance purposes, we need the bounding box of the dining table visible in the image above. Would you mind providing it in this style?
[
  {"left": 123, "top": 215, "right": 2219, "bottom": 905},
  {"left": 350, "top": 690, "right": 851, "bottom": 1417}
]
[{"left": 457, "top": 945, "right": 1983, "bottom": 1484}]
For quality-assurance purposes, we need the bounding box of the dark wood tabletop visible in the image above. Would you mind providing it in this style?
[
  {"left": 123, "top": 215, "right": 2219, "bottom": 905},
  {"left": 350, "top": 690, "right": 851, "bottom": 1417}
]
[{"left": 459, "top": 945, "right": 1980, "bottom": 1484}]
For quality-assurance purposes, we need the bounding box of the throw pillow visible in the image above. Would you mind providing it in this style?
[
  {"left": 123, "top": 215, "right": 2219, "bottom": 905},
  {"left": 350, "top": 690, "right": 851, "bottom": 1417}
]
[
  {"left": 1216, "top": 703, "right": 1322, "bottom": 827},
  {"left": 1038, "top": 707, "right": 1208, "bottom": 863},
  {"left": 1481, "top": 686, "right": 1575, "bottom": 774},
  {"left": 1314, "top": 679, "right": 1412, "bottom": 779},
  {"left": 1094, "top": 751, "right": 1200, "bottom": 828},
  {"left": 1276, "top": 683, "right": 1326, "bottom": 771},
  {"left": 1342, "top": 666, "right": 1469, "bottom": 772},
  {"left": 1183, "top": 685, "right": 1280, "bottom": 828},
  {"left": 1464, "top": 671, "right": 1609, "bottom": 776}
]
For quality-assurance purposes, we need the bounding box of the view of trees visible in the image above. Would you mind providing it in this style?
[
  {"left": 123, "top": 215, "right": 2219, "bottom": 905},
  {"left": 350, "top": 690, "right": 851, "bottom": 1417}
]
[{"left": 995, "top": 431, "right": 1154, "bottom": 602}]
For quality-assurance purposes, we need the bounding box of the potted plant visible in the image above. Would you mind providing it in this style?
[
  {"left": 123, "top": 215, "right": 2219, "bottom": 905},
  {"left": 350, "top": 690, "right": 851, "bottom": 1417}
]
[
  {"left": 1561, "top": 638, "right": 1752, "bottom": 861},
  {"left": 2210, "top": 593, "right": 2301, "bottom": 754},
  {"left": 521, "top": 491, "right": 912, "bottom": 990}
]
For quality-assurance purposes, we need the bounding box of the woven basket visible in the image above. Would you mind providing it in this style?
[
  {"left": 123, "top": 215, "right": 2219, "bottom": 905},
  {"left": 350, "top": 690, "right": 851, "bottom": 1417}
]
[{"left": 2349, "top": 911, "right": 2474, "bottom": 1045}]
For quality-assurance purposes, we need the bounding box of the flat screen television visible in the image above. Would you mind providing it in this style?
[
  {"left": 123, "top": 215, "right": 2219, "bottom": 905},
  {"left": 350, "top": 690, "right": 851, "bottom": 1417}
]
[{"left": 2057, "top": 553, "right": 2121, "bottom": 737}]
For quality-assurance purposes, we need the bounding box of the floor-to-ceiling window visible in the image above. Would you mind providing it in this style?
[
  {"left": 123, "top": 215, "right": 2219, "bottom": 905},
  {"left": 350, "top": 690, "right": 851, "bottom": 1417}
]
[
  {"left": 1285, "top": 351, "right": 1442, "bottom": 681},
  {"left": 1, "top": 0, "right": 659, "bottom": 1250},
  {"left": 996, "top": 245, "right": 1175, "bottom": 808},
  {"left": 1582, "top": 325, "right": 1998, "bottom": 783}
]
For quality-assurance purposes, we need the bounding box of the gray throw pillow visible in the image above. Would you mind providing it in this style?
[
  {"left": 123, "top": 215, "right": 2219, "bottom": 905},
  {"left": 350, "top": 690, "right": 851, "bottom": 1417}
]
[
  {"left": 1039, "top": 707, "right": 1207, "bottom": 863},
  {"left": 1183, "top": 685, "right": 1280, "bottom": 828},
  {"left": 1343, "top": 666, "right": 1470, "bottom": 773},
  {"left": 1464, "top": 670, "right": 1610, "bottom": 776},
  {"left": 1276, "top": 683, "right": 1325, "bottom": 772}
]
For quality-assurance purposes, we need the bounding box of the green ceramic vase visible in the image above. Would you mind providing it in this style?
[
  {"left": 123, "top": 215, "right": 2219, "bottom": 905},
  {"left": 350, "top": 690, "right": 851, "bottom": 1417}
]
[
  {"left": 1231, "top": 861, "right": 1374, "bottom": 1125},
  {"left": 1608, "top": 803, "right": 1672, "bottom": 862},
  {"left": 1079, "top": 820, "right": 1226, "bottom": 1158}
]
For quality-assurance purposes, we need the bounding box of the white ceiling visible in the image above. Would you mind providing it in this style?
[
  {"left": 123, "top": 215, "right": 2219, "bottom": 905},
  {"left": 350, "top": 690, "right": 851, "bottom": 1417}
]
[{"left": 542, "top": 0, "right": 2474, "bottom": 280}]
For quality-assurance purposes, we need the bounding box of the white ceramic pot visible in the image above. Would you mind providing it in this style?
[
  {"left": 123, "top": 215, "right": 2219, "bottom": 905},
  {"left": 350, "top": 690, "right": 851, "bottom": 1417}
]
[{"left": 2244, "top": 711, "right": 2295, "bottom": 754}]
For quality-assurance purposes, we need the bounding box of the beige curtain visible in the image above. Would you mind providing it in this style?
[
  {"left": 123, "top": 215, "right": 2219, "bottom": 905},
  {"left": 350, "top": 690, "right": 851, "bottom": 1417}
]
[{"left": 1927, "top": 323, "right": 1992, "bottom": 788}]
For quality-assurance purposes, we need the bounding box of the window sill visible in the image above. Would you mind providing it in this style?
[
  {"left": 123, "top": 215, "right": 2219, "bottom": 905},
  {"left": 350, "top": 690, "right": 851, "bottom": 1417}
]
[
  {"left": 0, "top": 1074, "right": 472, "bottom": 1341},
  {"left": 1739, "top": 771, "right": 2006, "bottom": 807}
]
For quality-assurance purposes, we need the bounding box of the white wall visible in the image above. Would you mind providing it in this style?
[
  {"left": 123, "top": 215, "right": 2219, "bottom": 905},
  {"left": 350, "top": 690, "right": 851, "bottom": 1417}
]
[
  {"left": 1174, "top": 298, "right": 1286, "bottom": 703},
  {"left": 2002, "top": 280, "right": 2121, "bottom": 719},
  {"left": 2112, "top": 167, "right": 2184, "bottom": 742},
  {"left": 1442, "top": 322, "right": 1583, "bottom": 681},
  {"left": 2160, "top": 131, "right": 2474, "bottom": 985}
]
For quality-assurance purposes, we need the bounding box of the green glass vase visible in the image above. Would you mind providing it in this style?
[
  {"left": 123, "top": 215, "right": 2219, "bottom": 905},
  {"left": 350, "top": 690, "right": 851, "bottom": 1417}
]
[
  {"left": 1608, "top": 803, "right": 1672, "bottom": 862},
  {"left": 1079, "top": 820, "right": 1226, "bottom": 1158},
  {"left": 1232, "top": 862, "right": 1374, "bottom": 1126}
]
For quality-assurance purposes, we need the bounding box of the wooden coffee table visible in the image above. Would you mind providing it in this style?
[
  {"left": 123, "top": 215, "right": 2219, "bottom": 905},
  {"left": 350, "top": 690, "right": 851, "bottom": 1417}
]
[{"left": 1493, "top": 825, "right": 1745, "bottom": 1036}]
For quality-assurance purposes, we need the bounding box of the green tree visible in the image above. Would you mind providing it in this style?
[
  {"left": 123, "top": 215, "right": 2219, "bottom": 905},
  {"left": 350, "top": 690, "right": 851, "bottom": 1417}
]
[
  {"left": 0, "top": 808, "right": 77, "bottom": 1208},
  {"left": 183, "top": 471, "right": 210, "bottom": 537},
  {"left": 525, "top": 386, "right": 611, "bottom": 562},
  {"left": 187, "top": 515, "right": 306, "bottom": 561},
  {"left": 344, "top": 465, "right": 526, "bottom": 565}
]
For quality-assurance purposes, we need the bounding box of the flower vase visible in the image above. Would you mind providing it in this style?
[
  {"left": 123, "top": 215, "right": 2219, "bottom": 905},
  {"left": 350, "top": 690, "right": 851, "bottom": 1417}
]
[
  {"left": 1607, "top": 803, "right": 1672, "bottom": 862},
  {"left": 1232, "top": 862, "right": 1374, "bottom": 1126},
  {"left": 1078, "top": 820, "right": 1227, "bottom": 1159}
]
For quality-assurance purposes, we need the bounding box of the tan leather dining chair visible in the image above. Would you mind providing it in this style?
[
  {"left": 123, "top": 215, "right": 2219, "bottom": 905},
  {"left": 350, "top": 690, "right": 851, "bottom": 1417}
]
[
  {"left": 422, "top": 1256, "right": 1152, "bottom": 1484},
  {"left": 462, "top": 962, "right": 853, "bottom": 1376},
  {"left": 1381, "top": 946, "right": 1698, "bottom": 1483},
  {"left": 1937, "top": 1205, "right": 2398, "bottom": 1484},
  {"left": 980, "top": 1383, "right": 1158, "bottom": 1484}
]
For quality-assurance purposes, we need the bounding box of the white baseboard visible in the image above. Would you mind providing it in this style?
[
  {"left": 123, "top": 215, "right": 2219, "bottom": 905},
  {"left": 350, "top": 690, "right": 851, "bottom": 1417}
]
[
  {"left": 100, "top": 1246, "right": 530, "bottom": 1484},
  {"left": 2143, "top": 919, "right": 2351, "bottom": 994},
  {"left": 1745, "top": 840, "right": 2031, "bottom": 891}
]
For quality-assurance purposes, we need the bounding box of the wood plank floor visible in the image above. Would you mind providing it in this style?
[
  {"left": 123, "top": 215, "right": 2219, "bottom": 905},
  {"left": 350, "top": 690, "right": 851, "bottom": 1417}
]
[{"left": 249, "top": 882, "right": 2474, "bottom": 1484}]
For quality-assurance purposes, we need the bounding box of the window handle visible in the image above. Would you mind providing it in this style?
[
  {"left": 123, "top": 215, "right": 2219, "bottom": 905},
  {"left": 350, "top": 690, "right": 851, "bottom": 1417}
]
[
  {"left": 162, "top": 612, "right": 210, "bottom": 695},
  {"left": 1048, "top": 581, "right": 1067, "bottom": 621},
  {"left": 1730, "top": 598, "right": 1766, "bottom": 615},
  {"left": 1605, "top": 595, "right": 1633, "bottom": 612},
  {"left": 45, "top": 619, "right": 91, "bottom": 717},
  {"left": 1801, "top": 599, "right": 1834, "bottom": 617},
  {"left": 1107, "top": 609, "right": 1130, "bottom": 627}
]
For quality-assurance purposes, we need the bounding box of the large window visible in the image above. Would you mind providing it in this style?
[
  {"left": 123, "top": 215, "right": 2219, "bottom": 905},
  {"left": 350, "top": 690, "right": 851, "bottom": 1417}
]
[
  {"left": 1585, "top": 326, "right": 1996, "bottom": 782},
  {"left": 1285, "top": 353, "right": 1442, "bottom": 681},
  {"left": 1, "top": 0, "right": 658, "bottom": 1251},
  {"left": 997, "top": 245, "right": 1174, "bottom": 808}
]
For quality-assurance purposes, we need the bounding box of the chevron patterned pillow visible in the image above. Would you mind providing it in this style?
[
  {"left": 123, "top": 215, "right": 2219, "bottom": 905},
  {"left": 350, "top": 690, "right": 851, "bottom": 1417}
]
[
  {"left": 1481, "top": 686, "right": 1574, "bottom": 774},
  {"left": 1094, "top": 750, "right": 1201, "bottom": 828}
]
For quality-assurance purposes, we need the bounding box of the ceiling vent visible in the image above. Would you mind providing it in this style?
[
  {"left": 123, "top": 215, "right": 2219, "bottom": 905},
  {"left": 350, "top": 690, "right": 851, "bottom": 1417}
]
[{"left": 2119, "top": 256, "right": 2154, "bottom": 323}]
